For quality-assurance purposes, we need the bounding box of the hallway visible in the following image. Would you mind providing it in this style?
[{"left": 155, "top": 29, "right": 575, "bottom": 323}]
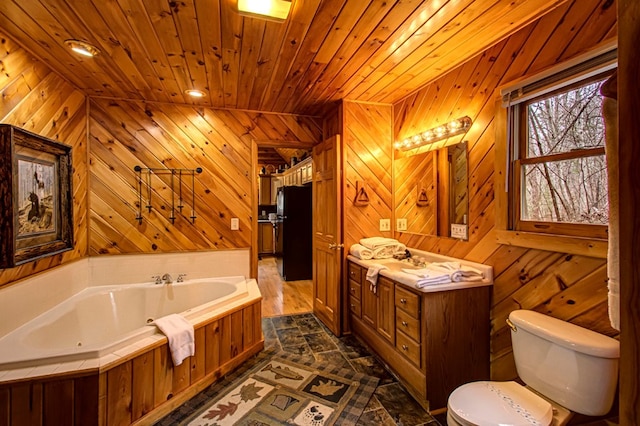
[{"left": 257, "top": 257, "right": 313, "bottom": 317}]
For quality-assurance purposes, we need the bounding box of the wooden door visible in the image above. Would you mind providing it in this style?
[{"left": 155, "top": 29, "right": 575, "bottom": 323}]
[
  {"left": 312, "top": 135, "right": 342, "bottom": 336},
  {"left": 376, "top": 277, "right": 395, "bottom": 343}
]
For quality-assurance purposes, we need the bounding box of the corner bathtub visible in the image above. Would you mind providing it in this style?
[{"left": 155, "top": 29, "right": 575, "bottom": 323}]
[
  {"left": 0, "top": 276, "right": 248, "bottom": 370},
  {"left": 0, "top": 274, "right": 264, "bottom": 426}
]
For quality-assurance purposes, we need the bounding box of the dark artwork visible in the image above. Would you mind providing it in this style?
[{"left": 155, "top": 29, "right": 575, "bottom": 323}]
[{"left": 17, "top": 159, "right": 56, "bottom": 237}]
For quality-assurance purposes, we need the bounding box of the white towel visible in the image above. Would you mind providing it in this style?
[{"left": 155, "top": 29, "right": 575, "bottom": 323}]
[
  {"left": 366, "top": 264, "right": 388, "bottom": 293},
  {"left": 349, "top": 244, "right": 374, "bottom": 260},
  {"left": 359, "top": 237, "right": 400, "bottom": 249},
  {"left": 154, "top": 314, "right": 195, "bottom": 366},
  {"left": 451, "top": 270, "right": 484, "bottom": 282},
  {"left": 415, "top": 275, "right": 452, "bottom": 288}
]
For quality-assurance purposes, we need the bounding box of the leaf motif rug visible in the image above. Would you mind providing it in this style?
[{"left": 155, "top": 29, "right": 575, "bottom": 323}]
[{"left": 183, "top": 350, "right": 379, "bottom": 426}]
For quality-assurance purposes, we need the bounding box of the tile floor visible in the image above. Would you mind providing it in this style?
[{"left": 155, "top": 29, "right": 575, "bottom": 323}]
[{"left": 156, "top": 313, "right": 442, "bottom": 426}]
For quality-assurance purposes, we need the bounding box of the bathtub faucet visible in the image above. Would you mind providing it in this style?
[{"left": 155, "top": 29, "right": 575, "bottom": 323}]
[{"left": 161, "top": 273, "right": 173, "bottom": 284}]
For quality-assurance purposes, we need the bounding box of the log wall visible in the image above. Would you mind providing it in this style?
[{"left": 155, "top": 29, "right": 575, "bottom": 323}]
[
  {"left": 0, "top": 33, "right": 89, "bottom": 289},
  {"left": 392, "top": 0, "right": 618, "bottom": 379},
  {"left": 88, "top": 99, "right": 322, "bottom": 256}
]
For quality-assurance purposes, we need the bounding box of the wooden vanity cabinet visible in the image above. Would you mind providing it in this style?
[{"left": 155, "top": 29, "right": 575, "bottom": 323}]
[{"left": 347, "top": 260, "right": 490, "bottom": 412}]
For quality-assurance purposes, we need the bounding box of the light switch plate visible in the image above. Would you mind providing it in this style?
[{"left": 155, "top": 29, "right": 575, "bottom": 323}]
[
  {"left": 231, "top": 218, "right": 240, "bottom": 230},
  {"left": 379, "top": 218, "right": 391, "bottom": 231},
  {"left": 397, "top": 218, "right": 407, "bottom": 231},
  {"left": 451, "top": 223, "right": 468, "bottom": 240}
]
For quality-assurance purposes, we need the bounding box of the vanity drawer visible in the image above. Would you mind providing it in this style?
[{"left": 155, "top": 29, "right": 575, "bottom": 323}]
[
  {"left": 349, "top": 280, "right": 362, "bottom": 300},
  {"left": 396, "top": 309, "right": 420, "bottom": 342},
  {"left": 349, "top": 296, "right": 362, "bottom": 318},
  {"left": 395, "top": 286, "right": 420, "bottom": 318},
  {"left": 396, "top": 331, "right": 421, "bottom": 367},
  {"left": 348, "top": 262, "right": 363, "bottom": 284}
]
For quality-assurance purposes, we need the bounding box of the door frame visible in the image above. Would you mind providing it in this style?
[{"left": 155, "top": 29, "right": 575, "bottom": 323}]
[{"left": 250, "top": 139, "right": 314, "bottom": 279}]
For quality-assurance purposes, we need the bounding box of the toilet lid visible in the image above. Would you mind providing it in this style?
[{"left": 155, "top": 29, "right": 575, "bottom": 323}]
[{"left": 448, "top": 381, "right": 553, "bottom": 426}]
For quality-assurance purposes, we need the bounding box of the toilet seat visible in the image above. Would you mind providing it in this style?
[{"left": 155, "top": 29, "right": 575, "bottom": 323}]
[{"left": 447, "top": 381, "right": 554, "bottom": 426}]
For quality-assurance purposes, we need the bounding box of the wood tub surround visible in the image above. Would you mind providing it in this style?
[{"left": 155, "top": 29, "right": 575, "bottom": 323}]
[
  {"left": 347, "top": 260, "right": 491, "bottom": 411},
  {"left": 0, "top": 301, "right": 263, "bottom": 426}
]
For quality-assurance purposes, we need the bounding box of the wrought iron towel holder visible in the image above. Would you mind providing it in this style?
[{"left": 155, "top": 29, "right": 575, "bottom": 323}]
[{"left": 134, "top": 165, "right": 203, "bottom": 224}]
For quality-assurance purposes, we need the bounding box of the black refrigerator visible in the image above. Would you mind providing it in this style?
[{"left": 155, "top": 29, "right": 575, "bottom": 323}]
[{"left": 276, "top": 185, "right": 312, "bottom": 281}]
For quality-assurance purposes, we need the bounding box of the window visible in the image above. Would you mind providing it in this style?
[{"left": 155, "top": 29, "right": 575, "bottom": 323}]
[{"left": 503, "top": 53, "right": 616, "bottom": 240}]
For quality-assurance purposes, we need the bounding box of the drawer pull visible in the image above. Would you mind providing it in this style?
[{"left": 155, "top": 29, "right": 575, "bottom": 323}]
[
  {"left": 402, "top": 321, "right": 408, "bottom": 327},
  {"left": 400, "top": 298, "right": 407, "bottom": 304},
  {"left": 402, "top": 344, "right": 408, "bottom": 351}
]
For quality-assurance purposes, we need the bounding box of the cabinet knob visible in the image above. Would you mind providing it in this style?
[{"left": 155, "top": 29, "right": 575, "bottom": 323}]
[
  {"left": 351, "top": 304, "right": 355, "bottom": 309},
  {"left": 400, "top": 298, "right": 407, "bottom": 304},
  {"left": 402, "top": 344, "right": 408, "bottom": 351},
  {"left": 402, "top": 321, "right": 408, "bottom": 327},
  {"left": 350, "top": 287, "right": 355, "bottom": 293}
]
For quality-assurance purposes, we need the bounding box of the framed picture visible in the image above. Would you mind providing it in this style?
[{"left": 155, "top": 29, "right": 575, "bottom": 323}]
[{"left": 0, "top": 125, "right": 73, "bottom": 267}]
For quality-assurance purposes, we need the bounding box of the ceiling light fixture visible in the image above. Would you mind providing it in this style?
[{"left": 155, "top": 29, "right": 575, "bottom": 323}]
[
  {"left": 64, "top": 39, "right": 100, "bottom": 57},
  {"left": 237, "top": 0, "right": 292, "bottom": 21},
  {"left": 394, "top": 116, "right": 472, "bottom": 151},
  {"left": 185, "top": 89, "right": 207, "bottom": 98}
]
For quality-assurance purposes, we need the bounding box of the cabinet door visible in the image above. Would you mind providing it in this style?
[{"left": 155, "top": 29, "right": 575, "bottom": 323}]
[
  {"left": 259, "top": 176, "right": 272, "bottom": 205},
  {"left": 362, "top": 278, "right": 377, "bottom": 329},
  {"left": 376, "top": 277, "right": 395, "bottom": 343},
  {"left": 259, "top": 224, "right": 273, "bottom": 253}
]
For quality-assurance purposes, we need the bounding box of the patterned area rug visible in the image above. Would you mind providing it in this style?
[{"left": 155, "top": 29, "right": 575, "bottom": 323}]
[{"left": 183, "top": 351, "right": 379, "bottom": 425}]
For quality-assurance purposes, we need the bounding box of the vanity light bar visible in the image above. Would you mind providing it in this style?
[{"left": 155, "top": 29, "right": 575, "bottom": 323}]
[{"left": 395, "top": 116, "right": 472, "bottom": 151}]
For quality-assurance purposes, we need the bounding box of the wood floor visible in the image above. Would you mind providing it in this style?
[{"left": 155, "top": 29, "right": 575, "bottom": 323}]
[{"left": 257, "top": 257, "right": 313, "bottom": 317}]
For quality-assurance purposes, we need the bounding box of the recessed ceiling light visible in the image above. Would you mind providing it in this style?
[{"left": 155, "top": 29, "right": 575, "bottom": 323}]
[
  {"left": 185, "top": 89, "right": 207, "bottom": 98},
  {"left": 64, "top": 39, "right": 100, "bottom": 57},
  {"left": 237, "top": 0, "right": 292, "bottom": 21}
]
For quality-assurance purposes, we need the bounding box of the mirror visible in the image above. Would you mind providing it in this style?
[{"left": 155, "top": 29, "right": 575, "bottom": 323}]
[{"left": 394, "top": 141, "right": 469, "bottom": 240}]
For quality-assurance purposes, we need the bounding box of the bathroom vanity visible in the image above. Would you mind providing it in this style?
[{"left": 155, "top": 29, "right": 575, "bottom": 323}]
[{"left": 346, "top": 253, "right": 492, "bottom": 412}]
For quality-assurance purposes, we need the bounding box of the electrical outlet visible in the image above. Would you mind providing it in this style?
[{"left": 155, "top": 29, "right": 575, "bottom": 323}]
[
  {"left": 230, "top": 218, "right": 240, "bottom": 230},
  {"left": 451, "top": 223, "right": 468, "bottom": 240},
  {"left": 397, "top": 218, "right": 407, "bottom": 231},
  {"left": 379, "top": 218, "right": 391, "bottom": 231}
]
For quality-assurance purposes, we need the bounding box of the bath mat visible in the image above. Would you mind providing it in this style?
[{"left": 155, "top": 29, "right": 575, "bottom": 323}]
[{"left": 183, "top": 350, "right": 379, "bottom": 425}]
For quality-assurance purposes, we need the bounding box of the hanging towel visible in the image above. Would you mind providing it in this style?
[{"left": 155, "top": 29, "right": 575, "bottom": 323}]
[
  {"left": 366, "top": 264, "right": 388, "bottom": 293},
  {"left": 349, "top": 244, "right": 374, "bottom": 260},
  {"left": 154, "top": 314, "right": 195, "bottom": 366}
]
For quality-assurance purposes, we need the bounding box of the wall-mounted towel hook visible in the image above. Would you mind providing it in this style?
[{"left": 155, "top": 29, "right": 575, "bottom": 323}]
[
  {"left": 416, "top": 187, "right": 429, "bottom": 206},
  {"left": 354, "top": 181, "right": 370, "bottom": 206}
]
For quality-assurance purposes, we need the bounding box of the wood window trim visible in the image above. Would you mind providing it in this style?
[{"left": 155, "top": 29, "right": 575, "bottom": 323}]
[{"left": 494, "top": 97, "right": 608, "bottom": 259}]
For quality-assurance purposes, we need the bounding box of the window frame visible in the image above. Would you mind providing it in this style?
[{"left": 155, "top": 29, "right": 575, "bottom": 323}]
[{"left": 510, "top": 71, "right": 612, "bottom": 240}]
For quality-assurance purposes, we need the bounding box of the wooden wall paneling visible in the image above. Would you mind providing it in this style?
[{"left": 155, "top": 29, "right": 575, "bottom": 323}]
[
  {"left": 107, "top": 362, "right": 133, "bottom": 426},
  {"left": 619, "top": 0, "right": 640, "bottom": 421},
  {"left": 0, "top": 388, "right": 8, "bottom": 426},
  {"left": 392, "top": 0, "right": 618, "bottom": 380},
  {"left": 43, "top": 380, "right": 74, "bottom": 425},
  {"left": 191, "top": 327, "right": 207, "bottom": 384},
  {"left": 10, "top": 383, "right": 42, "bottom": 426},
  {"left": 172, "top": 357, "right": 191, "bottom": 396},
  {"left": 0, "top": 34, "right": 88, "bottom": 289},
  {"left": 75, "top": 374, "right": 100, "bottom": 426},
  {"left": 243, "top": 305, "right": 256, "bottom": 349},
  {"left": 205, "top": 320, "right": 221, "bottom": 374},
  {"left": 132, "top": 352, "right": 155, "bottom": 421},
  {"left": 219, "top": 315, "right": 232, "bottom": 365},
  {"left": 153, "top": 347, "right": 174, "bottom": 407}
]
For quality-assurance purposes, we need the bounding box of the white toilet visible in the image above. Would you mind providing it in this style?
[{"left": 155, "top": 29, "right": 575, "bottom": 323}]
[{"left": 447, "top": 310, "right": 620, "bottom": 426}]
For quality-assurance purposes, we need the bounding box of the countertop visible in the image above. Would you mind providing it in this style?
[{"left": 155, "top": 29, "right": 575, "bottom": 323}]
[
  {"left": 257, "top": 219, "right": 282, "bottom": 224},
  {"left": 347, "top": 248, "right": 493, "bottom": 293}
]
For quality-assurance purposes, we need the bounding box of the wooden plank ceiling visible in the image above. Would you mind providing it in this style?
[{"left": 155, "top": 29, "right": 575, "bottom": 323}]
[{"left": 0, "top": 0, "right": 568, "bottom": 116}]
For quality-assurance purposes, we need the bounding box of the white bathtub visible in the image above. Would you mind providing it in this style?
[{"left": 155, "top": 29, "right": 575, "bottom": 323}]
[{"left": 0, "top": 276, "right": 249, "bottom": 370}]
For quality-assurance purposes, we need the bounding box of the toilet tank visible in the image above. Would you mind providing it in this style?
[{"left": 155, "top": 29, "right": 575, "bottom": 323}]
[{"left": 509, "top": 310, "right": 619, "bottom": 416}]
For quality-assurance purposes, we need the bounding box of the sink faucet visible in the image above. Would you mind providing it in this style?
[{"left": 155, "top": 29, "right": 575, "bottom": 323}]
[{"left": 161, "top": 273, "right": 173, "bottom": 284}]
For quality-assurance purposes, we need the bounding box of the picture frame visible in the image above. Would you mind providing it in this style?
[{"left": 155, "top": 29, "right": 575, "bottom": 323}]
[{"left": 0, "top": 125, "right": 73, "bottom": 268}]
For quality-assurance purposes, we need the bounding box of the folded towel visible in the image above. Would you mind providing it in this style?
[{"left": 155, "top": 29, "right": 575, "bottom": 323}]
[
  {"left": 372, "top": 245, "right": 396, "bottom": 259},
  {"left": 451, "top": 270, "right": 484, "bottom": 282},
  {"left": 359, "top": 237, "right": 400, "bottom": 249},
  {"left": 154, "top": 314, "right": 195, "bottom": 366},
  {"left": 415, "top": 275, "right": 452, "bottom": 288},
  {"left": 366, "top": 264, "right": 388, "bottom": 293},
  {"left": 349, "top": 244, "right": 374, "bottom": 260}
]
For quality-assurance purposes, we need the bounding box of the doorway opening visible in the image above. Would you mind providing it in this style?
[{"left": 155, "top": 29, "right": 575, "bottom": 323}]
[{"left": 251, "top": 140, "right": 314, "bottom": 317}]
